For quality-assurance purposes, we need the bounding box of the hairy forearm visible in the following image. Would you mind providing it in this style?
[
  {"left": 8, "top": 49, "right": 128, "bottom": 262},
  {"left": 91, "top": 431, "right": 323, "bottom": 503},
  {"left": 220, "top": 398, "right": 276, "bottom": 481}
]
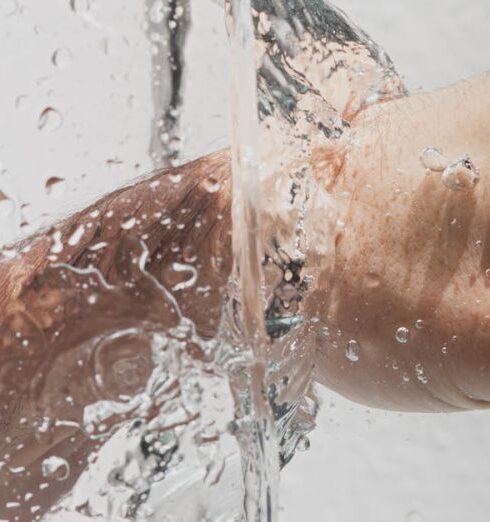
[
  {"left": 316, "top": 72, "right": 490, "bottom": 411},
  {"left": 0, "top": 150, "right": 232, "bottom": 338}
]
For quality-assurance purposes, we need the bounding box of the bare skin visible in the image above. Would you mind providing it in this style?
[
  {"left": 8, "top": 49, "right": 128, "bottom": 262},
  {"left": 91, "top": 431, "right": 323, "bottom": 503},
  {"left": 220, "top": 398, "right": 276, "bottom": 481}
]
[
  {"left": 0, "top": 72, "right": 489, "bottom": 517},
  {"left": 1, "top": 74, "right": 490, "bottom": 422}
]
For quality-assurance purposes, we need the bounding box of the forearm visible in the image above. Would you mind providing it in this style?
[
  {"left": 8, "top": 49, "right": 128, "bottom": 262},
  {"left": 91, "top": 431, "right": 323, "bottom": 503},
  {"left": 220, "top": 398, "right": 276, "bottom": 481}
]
[
  {"left": 316, "top": 72, "right": 490, "bottom": 411},
  {"left": 0, "top": 150, "right": 232, "bottom": 338}
]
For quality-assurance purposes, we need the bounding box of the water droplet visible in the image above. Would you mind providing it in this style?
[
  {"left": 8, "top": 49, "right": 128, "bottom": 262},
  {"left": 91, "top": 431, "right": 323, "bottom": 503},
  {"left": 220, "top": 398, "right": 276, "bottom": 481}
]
[
  {"left": 45, "top": 176, "right": 66, "bottom": 197},
  {"left": 364, "top": 272, "right": 380, "bottom": 289},
  {"left": 149, "top": 0, "right": 164, "bottom": 24},
  {"left": 15, "top": 94, "right": 29, "bottom": 111},
  {"left": 50, "top": 230, "right": 64, "bottom": 254},
  {"left": 415, "top": 319, "right": 425, "bottom": 330},
  {"left": 171, "top": 262, "right": 198, "bottom": 291},
  {"left": 169, "top": 172, "right": 182, "bottom": 184},
  {"left": 51, "top": 48, "right": 72, "bottom": 70},
  {"left": 395, "top": 326, "right": 410, "bottom": 344},
  {"left": 121, "top": 216, "right": 136, "bottom": 230},
  {"left": 69, "top": 0, "right": 90, "bottom": 15},
  {"left": 68, "top": 225, "right": 85, "bottom": 246},
  {"left": 182, "top": 245, "right": 197, "bottom": 263},
  {"left": 296, "top": 435, "right": 310, "bottom": 452},
  {"left": 38, "top": 107, "right": 63, "bottom": 133},
  {"left": 0, "top": 0, "right": 18, "bottom": 16},
  {"left": 203, "top": 176, "right": 221, "bottom": 193},
  {"left": 345, "top": 339, "right": 360, "bottom": 362},
  {"left": 41, "top": 456, "right": 70, "bottom": 481},
  {"left": 442, "top": 155, "right": 479, "bottom": 192},
  {"left": 0, "top": 191, "right": 15, "bottom": 218},
  {"left": 420, "top": 147, "right": 446, "bottom": 172},
  {"left": 415, "top": 364, "right": 428, "bottom": 384}
]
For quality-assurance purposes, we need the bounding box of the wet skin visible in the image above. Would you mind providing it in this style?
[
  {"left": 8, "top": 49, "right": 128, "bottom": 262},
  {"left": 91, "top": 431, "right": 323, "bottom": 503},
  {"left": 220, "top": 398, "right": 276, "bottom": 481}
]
[
  {"left": 2, "top": 74, "right": 490, "bottom": 419},
  {"left": 0, "top": 72, "right": 489, "bottom": 518}
]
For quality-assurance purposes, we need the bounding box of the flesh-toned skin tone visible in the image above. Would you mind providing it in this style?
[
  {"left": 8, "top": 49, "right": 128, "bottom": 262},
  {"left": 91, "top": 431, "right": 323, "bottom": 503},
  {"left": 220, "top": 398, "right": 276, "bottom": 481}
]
[
  {"left": 1, "top": 73, "right": 490, "bottom": 419},
  {"left": 0, "top": 72, "right": 488, "bottom": 517}
]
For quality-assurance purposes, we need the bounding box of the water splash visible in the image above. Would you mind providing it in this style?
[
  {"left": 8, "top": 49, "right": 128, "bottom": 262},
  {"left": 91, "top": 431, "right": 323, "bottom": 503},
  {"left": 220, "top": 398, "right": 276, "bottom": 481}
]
[{"left": 0, "top": 1, "right": 405, "bottom": 520}]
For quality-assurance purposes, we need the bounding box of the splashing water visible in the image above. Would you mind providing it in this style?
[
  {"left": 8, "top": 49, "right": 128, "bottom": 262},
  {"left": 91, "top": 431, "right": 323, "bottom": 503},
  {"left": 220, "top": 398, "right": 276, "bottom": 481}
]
[{"left": 0, "top": 1, "right": 404, "bottom": 520}]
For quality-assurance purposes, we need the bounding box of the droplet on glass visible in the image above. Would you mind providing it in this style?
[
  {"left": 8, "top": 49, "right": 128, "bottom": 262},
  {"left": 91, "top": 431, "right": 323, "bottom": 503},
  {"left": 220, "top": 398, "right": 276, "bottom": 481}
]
[
  {"left": 415, "top": 364, "right": 428, "bottom": 384},
  {"left": 420, "top": 147, "right": 447, "bottom": 172},
  {"left": 345, "top": 339, "right": 360, "bottom": 362},
  {"left": 68, "top": 225, "right": 85, "bottom": 246},
  {"left": 442, "top": 155, "right": 479, "bottom": 192},
  {"left": 50, "top": 230, "right": 64, "bottom": 254},
  {"left": 45, "top": 176, "right": 66, "bottom": 198},
  {"left": 169, "top": 172, "right": 182, "bottom": 184},
  {"left": 51, "top": 48, "right": 72, "bottom": 70},
  {"left": 38, "top": 107, "right": 63, "bottom": 133},
  {"left": 296, "top": 435, "right": 310, "bottom": 452},
  {"left": 15, "top": 94, "right": 29, "bottom": 111},
  {"left": 395, "top": 326, "right": 410, "bottom": 344},
  {"left": 121, "top": 216, "right": 136, "bottom": 230},
  {"left": 41, "top": 456, "right": 70, "bottom": 481},
  {"left": 203, "top": 176, "right": 221, "bottom": 193}
]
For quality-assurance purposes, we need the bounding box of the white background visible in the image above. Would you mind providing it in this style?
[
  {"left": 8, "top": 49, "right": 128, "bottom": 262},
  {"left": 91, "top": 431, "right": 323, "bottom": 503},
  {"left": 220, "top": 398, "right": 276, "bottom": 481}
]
[{"left": 1, "top": 1, "right": 490, "bottom": 521}]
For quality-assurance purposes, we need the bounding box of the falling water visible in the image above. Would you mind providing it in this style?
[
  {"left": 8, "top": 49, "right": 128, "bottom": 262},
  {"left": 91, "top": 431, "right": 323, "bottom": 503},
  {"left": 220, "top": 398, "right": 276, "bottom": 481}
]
[
  {"left": 0, "top": 1, "right": 404, "bottom": 520},
  {"left": 227, "top": 0, "right": 280, "bottom": 519}
]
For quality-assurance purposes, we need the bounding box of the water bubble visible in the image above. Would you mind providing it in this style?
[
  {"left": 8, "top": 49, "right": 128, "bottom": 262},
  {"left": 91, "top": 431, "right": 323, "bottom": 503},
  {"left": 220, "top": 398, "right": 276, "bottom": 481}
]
[
  {"left": 415, "top": 319, "right": 425, "bottom": 330},
  {"left": 51, "top": 48, "right": 72, "bottom": 69},
  {"left": 420, "top": 147, "right": 446, "bottom": 172},
  {"left": 38, "top": 107, "right": 63, "bottom": 133},
  {"left": 395, "top": 326, "right": 410, "bottom": 344},
  {"left": 442, "top": 155, "right": 479, "bottom": 192},
  {"left": 345, "top": 339, "right": 360, "bottom": 362},
  {"left": 0, "top": 191, "right": 15, "bottom": 218},
  {"left": 41, "top": 456, "right": 70, "bottom": 481},
  {"left": 45, "top": 176, "right": 66, "bottom": 197},
  {"left": 0, "top": 0, "right": 18, "bottom": 16}
]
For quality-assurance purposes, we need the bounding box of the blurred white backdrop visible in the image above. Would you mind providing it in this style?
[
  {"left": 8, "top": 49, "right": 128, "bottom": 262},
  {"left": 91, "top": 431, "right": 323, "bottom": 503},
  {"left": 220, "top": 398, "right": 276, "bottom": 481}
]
[{"left": 1, "top": 1, "right": 489, "bottom": 521}]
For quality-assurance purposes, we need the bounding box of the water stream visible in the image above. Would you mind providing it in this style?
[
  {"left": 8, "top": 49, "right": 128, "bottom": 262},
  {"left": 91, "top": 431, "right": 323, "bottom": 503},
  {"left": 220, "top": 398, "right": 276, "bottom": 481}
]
[{"left": 0, "top": 1, "right": 404, "bottom": 520}]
